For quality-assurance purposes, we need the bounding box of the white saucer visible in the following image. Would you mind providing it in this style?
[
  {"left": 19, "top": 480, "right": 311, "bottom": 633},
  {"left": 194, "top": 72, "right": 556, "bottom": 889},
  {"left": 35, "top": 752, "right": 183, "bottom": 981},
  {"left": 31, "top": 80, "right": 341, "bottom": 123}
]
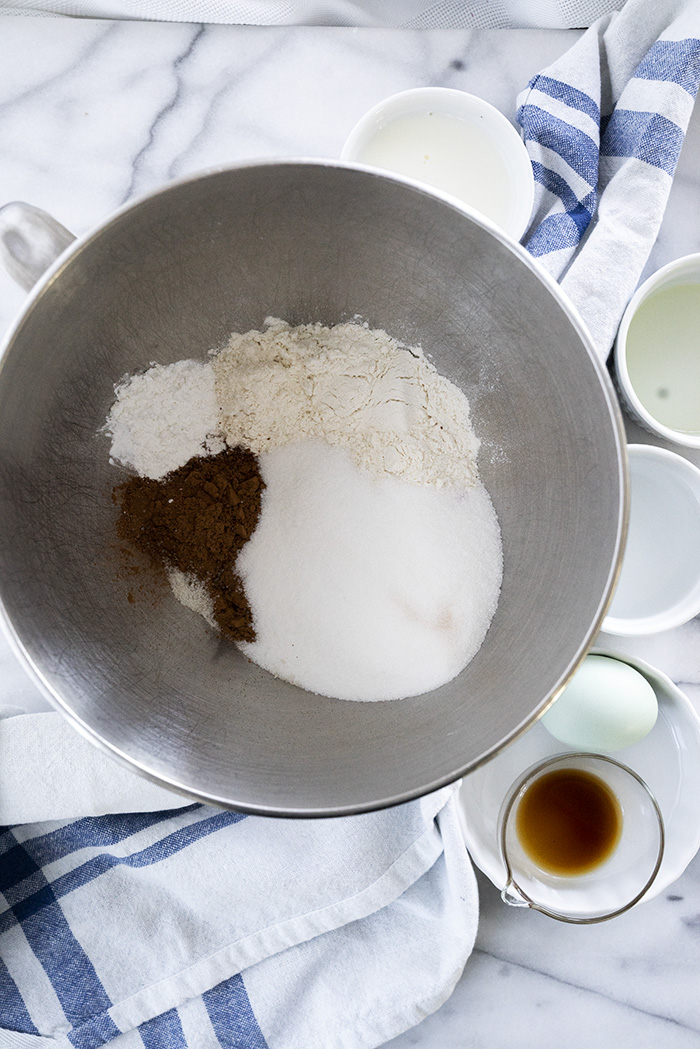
[{"left": 457, "top": 649, "right": 700, "bottom": 902}]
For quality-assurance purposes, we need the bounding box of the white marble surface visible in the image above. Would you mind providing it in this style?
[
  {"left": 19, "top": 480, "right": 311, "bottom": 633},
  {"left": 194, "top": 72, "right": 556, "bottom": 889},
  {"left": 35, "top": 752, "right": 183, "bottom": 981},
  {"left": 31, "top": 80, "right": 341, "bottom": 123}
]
[{"left": 1, "top": 15, "right": 700, "bottom": 1047}]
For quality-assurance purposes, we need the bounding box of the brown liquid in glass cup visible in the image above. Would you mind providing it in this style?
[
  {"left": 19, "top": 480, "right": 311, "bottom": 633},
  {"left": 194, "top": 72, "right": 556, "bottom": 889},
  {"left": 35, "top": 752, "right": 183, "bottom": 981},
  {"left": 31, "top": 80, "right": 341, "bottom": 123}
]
[
  {"left": 515, "top": 767, "right": 622, "bottom": 876},
  {"left": 499, "top": 753, "right": 665, "bottom": 923}
]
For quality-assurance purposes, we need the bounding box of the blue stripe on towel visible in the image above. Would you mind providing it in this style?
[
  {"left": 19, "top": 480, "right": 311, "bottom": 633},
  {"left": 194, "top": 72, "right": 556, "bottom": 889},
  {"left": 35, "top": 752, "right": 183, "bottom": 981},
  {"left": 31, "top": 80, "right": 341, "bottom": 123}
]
[
  {"left": 530, "top": 160, "right": 597, "bottom": 215},
  {"left": 3, "top": 837, "right": 113, "bottom": 1027},
  {"left": 204, "top": 974, "right": 269, "bottom": 1049},
  {"left": 22, "top": 806, "right": 202, "bottom": 868},
  {"left": 635, "top": 38, "right": 700, "bottom": 95},
  {"left": 48, "top": 810, "right": 246, "bottom": 898},
  {"left": 524, "top": 74, "right": 601, "bottom": 122},
  {"left": 525, "top": 162, "right": 596, "bottom": 256},
  {"left": 67, "top": 1012, "right": 123, "bottom": 1049},
  {"left": 139, "top": 1007, "right": 188, "bottom": 1049},
  {"left": 20, "top": 905, "right": 112, "bottom": 1024},
  {"left": 1, "top": 810, "right": 246, "bottom": 935},
  {"left": 517, "top": 105, "right": 599, "bottom": 184},
  {"left": 526, "top": 210, "right": 590, "bottom": 257},
  {"left": 0, "top": 839, "right": 42, "bottom": 892},
  {"left": 601, "top": 110, "right": 686, "bottom": 174},
  {"left": 0, "top": 955, "right": 39, "bottom": 1035}
]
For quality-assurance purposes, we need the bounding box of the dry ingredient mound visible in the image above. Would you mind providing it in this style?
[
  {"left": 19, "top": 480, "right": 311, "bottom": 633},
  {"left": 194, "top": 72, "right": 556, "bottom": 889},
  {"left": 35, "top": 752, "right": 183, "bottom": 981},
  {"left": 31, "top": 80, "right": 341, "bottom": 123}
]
[
  {"left": 238, "top": 440, "right": 502, "bottom": 702},
  {"left": 213, "top": 318, "right": 480, "bottom": 489},
  {"left": 106, "top": 358, "right": 224, "bottom": 480},
  {"left": 115, "top": 447, "right": 263, "bottom": 643},
  {"left": 105, "top": 317, "right": 503, "bottom": 703}
]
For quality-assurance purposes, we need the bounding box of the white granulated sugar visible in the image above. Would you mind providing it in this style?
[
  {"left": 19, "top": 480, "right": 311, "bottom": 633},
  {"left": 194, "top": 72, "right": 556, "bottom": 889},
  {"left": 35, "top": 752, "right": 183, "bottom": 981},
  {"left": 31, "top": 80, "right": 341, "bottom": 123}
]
[
  {"left": 237, "top": 440, "right": 503, "bottom": 702},
  {"left": 105, "top": 358, "right": 224, "bottom": 479},
  {"left": 212, "top": 318, "right": 480, "bottom": 489}
]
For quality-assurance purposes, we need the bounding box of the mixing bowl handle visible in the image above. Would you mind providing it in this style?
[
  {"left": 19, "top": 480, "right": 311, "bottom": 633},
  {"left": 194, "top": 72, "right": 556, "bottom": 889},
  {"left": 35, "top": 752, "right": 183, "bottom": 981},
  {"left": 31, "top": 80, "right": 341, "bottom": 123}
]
[{"left": 0, "top": 201, "right": 76, "bottom": 292}]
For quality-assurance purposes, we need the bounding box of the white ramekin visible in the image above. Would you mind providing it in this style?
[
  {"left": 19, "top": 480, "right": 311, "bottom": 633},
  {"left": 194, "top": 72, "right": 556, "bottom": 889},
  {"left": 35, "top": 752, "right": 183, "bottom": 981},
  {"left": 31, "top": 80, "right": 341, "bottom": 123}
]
[
  {"left": 614, "top": 254, "right": 700, "bottom": 450},
  {"left": 603, "top": 444, "right": 700, "bottom": 636}
]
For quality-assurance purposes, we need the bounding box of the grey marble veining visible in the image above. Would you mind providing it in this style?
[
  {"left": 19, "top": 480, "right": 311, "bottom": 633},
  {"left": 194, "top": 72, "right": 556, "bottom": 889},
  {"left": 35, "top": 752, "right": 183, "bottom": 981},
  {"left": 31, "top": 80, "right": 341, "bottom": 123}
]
[
  {"left": 1, "top": 16, "right": 700, "bottom": 1048},
  {"left": 0, "top": 20, "right": 575, "bottom": 334}
]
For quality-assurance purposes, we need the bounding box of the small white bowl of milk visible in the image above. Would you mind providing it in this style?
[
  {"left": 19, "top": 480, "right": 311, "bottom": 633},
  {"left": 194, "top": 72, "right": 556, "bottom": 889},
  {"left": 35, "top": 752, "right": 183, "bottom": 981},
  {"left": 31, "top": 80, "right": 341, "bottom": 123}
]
[
  {"left": 341, "top": 87, "right": 535, "bottom": 241},
  {"left": 614, "top": 254, "right": 700, "bottom": 449}
]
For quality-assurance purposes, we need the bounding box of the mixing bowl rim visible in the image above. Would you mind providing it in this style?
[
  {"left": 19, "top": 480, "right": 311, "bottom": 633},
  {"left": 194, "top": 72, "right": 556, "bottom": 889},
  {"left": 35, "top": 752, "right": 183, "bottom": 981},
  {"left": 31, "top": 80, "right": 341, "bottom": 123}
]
[{"left": 0, "top": 157, "right": 630, "bottom": 817}]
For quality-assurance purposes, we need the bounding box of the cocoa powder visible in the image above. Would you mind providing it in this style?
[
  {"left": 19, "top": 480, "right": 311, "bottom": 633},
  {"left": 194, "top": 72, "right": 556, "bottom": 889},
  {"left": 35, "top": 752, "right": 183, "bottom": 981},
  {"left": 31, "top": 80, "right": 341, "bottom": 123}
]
[{"left": 115, "top": 447, "right": 264, "bottom": 643}]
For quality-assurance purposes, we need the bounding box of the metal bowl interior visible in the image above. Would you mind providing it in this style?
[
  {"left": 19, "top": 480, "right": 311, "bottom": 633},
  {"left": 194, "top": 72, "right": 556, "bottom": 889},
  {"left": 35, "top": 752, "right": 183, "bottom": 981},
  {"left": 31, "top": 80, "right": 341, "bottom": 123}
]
[{"left": 0, "top": 162, "right": 626, "bottom": 816}]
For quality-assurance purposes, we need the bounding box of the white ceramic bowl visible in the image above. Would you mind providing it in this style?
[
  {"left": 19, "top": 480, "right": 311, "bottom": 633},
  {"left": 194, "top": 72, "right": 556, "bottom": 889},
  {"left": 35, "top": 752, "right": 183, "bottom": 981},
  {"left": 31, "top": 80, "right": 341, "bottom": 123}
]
[
  {"left": 603, "top": 444, "right": 700, "bottom": 635},
  {"left": 341, "top": 87, "right": 535, "bottom": 240},
  {"left": 614, "top": 254, "right": 700, "bottom": 449}
]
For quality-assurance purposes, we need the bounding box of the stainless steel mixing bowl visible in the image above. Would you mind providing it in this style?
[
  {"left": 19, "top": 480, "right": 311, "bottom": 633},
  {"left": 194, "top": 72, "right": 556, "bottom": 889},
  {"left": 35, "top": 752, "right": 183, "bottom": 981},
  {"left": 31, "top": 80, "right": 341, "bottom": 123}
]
[{"left": 0, "top": 161, "right": 627, "bottom": 816}]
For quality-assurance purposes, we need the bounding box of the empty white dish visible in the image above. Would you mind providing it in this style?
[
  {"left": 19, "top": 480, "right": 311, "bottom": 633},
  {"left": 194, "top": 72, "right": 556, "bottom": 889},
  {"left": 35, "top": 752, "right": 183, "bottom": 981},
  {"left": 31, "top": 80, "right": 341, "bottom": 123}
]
[{"left": 603, "top": 444, "right": 700, "bottom": 636}]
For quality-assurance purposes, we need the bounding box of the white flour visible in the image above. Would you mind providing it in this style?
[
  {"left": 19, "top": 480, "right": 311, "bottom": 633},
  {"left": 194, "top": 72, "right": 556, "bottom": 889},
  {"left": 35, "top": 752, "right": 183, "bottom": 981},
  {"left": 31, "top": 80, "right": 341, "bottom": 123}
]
[
  {"left": 213, "top": 318, "right": 480, "bottom": 489},
  {"left": 167, "top": 568, "right": 216, "bottom": 628},
  {"left": 105, "top": 358, "right": 224, "bottom": 479}
]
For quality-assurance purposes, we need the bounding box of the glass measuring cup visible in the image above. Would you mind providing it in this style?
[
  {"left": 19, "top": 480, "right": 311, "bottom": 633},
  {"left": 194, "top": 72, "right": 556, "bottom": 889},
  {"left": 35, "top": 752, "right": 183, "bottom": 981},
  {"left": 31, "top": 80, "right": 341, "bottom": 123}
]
[{"left": 498, "top": 753, "right": 664, "bottom": 923}]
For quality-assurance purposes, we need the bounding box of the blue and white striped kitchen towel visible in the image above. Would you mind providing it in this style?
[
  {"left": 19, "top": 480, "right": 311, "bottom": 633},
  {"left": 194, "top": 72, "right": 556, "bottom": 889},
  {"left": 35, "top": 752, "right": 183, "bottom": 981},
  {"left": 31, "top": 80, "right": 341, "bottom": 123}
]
[
  {"left": 518, "top": 0, "right": 700, "bottom": 357},
  {"left": 0, "top": 712, "right": 477, "bottom": 1049}
]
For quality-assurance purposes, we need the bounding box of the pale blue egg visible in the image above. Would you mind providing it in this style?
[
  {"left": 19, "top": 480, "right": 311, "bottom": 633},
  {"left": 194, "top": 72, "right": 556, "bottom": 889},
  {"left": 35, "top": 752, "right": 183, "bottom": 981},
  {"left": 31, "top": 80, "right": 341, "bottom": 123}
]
[{"left": 541, "top": 654, "right": 658, "bottom": 752}]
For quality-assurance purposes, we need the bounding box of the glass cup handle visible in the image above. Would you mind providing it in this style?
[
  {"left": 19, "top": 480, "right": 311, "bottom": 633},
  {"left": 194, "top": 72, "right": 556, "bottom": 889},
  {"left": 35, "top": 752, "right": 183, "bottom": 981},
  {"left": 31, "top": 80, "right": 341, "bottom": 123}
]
[{"left": 0, "top": 201, "right": 76, "bottom": 291}]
